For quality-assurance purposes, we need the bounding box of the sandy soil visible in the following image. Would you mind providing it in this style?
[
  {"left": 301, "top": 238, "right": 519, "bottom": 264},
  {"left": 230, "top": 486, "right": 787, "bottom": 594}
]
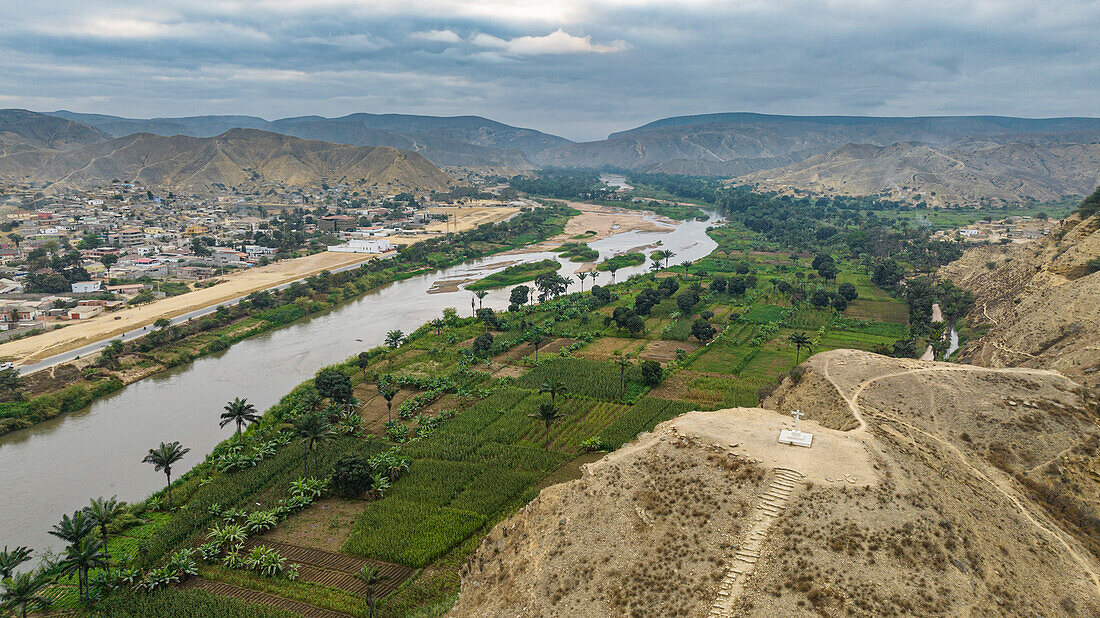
[
  {"left": 387, "top": 206, "right": 520, "bottom": 245},
  {"left": 257, "top": 497, "right": 364, "bottom": 552},
  {"left": 452, "top": 350, "right": 1100, "bottom": 617},
  {"left": 503, "top": 203, "right": 674, "bottom": 256},
  {"left": 0, "top": 251, "right": 375, "bottom": 365}
]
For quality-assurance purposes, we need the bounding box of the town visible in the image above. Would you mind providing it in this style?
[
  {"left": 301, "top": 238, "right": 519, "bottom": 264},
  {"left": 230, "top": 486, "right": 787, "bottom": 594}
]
[{"left": 0, "top": 179, "right": 526, "bottom": 340}]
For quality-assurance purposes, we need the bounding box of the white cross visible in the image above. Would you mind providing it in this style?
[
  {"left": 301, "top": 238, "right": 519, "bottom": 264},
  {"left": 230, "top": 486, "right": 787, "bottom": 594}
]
[{"left": 791, "top": 410, "right": 804, "bottom": 431}]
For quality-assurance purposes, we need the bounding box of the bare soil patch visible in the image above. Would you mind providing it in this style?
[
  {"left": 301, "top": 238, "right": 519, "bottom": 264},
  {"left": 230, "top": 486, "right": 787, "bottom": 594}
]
[
  {"left": 640, "top": 339, "right": 699, "bottom": 364},
  {"left": 256, "top": 498, "right": 365, "bottom": 553},
  {"left": 491, "top": 338, "right": 575, "bottom": 363}
]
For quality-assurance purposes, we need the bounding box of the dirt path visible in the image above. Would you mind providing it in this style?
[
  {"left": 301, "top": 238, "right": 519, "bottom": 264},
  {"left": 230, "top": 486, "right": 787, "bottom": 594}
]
[
  {"left": 182, "top": 577, "right": 352, "bottom": 618},
  {"left": 708, "top": 468, "right": 806, "bottom": 617},
  {"left": 819, "top": 358, "right": 1100, "bottom": 595}
]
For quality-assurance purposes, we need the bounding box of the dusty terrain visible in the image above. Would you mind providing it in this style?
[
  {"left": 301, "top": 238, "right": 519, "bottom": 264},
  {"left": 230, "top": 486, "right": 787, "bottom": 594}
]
[
  {"left": 0, "top": 251, "right": 375, "bottom": 365},
  {"left": 452, "top": 349, "right": 1100, "bottom": 617},
  {"left": 940, "top": 213, "right": 1100, "bottom": 382},
  {"left": 388, "top": 205, "right": 521, "bottom": 245}
]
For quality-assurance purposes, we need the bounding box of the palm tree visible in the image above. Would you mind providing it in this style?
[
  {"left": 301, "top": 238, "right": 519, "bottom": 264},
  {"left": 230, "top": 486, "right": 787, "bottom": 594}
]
[
  {"left": 528, "top": 400, "right": 564, "bottom": 450},
  {"left": 0, "top": 546, "right": 32, "bottom": 581},
  {"left": 85, "top": 496, "right": 122, "bottom": 576},
  {"left": 142, "top": 441, "right": 189, "bottom": 510},
  {"left": 57, "top": 538, "right": 107, "bottom": 604},
  {"left": 298, "top": 390, "right": 323, "bottom": 416},
  {"left": 292, "top": 413, "right": 334, "bottom": 477},
  {"left": 527, "top": 328, "right": 547, "bottom": 362},
  {"left": 48, "top": 511, "right": 95, "bottom": 545},
  {"left": 0, "top": 569, "right": 52, "bottom": 618},
  {"left": 474, "top": 290, "right": 488, "bottom": 310},
  {"left": 377, "top": 378, "right": 399, "bottom": 423},
  {"left": 576, "top": 272, "right": 588, "bottom": 292},
  {"left": 384, "top": 330, "right": 405, "bottom": 349},
  {"left": 590, "top": 271, "right": 601, "bottom": 286},
  {"left": 354, "top": 565, "right": 390, "bottom": 618},
  {"left": 608, "top": 263, "right": 619, "bottom": 284},
  {"left": 788, "top": 332, "right": 812, "bottom": 365},
  {"left": 614, "top": 353, "right": 634, "bottom": 401},
  {"left": 430, "top": 318, "right": 444, "bottom": 335},
  {"left": 220, "top": 397, "right": 260, "bottom": 436},
  {"left": 539, "top": 376, "right": 568, "bottom": 404},
  {"left": 8, "top": 234, "right": 22, "bottom": 259},
  {"left": 660, "top": 249, "right": 676, "bottom": 268}
]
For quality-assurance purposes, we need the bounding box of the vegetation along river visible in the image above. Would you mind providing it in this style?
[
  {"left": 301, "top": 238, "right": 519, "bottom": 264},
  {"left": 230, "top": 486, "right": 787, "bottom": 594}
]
[{"left": 0, "top": 210, "right": 720, "bottom": 555}]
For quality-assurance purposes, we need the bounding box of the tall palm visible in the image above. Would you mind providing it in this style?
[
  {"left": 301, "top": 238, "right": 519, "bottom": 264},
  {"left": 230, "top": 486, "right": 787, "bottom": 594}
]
[
  {"left": 0, "top": 546, "right": 32, "bottom": 580},
  {"left": 142, "top": 441, "right": 189, "bottom": 510},
  {"left": 614, "top": 354, "right": 634, "bottom": 401},
  {"left": 298, "top": 390, "right": 323, "bottom": 416},
  {"left": 590, "top": 271, "right": 600, "bottom": 286},
  {"left": 384, "top": 330, "right": 405, "bottom": 349},
  {"left": 539, "top": 376, "right": 568, "bottom": 405},
  {"left": 85, "top": 496, "right": 122, "bottom": 576},
  {"left": 220, "top": 397, "right": 260, "bottom": 436},
  {"left": 355, "top": 565, "right": 390, "bottom": 618},
  {"left": 527, "top": 328, "right": 546, "bottom": 362},
  {"left": 608, "top": 263, "right": 619, "bottom": 284},
  {"left": 576, "top": 272, "right": 588, "bottom": 292},
  {"left": 660, "top": 249, "right": 676, "bottom": 269},
  {"left": 528, "top": 400, "right": 564, "bottom": 450},
  {"left": 377, "top": 378, "right": 399, "bottom": 423},
  {"left": 48, "top": 511, "right": 95, "bottom": 545},
  {"left": 474, "top": 290, "right": 488, "bottom": 309},
  {"left": 293, "top": 413, "right": 335, "bottom": 477},
  {"left": 57, "top": 538, "right": 107, "bottom": 604},
  {"left": 0, "top": 569, "right": 52, "bottom": 618},
  {"left": 788, "top": 332, "right": 812, "bottom": 365}
]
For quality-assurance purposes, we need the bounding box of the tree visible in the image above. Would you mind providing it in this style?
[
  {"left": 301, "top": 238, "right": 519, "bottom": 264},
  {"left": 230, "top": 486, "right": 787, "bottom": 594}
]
[
  {"left": 534, "top": 272, "right": 570, "bottom": 300},
  {"left": 331, "top": 454, "right": 374, "bottom": 498},
  {"left": 153, "top": 317, "right": 171, "bottom": 329},
  {"left": 788, "top": 332, "right": 812, "bottom": 365},
  {"left": 429, "top": 318, "right": 445, "bottom": 335},
  {"left": 48, "top": 510, "right": 95, "bottom": 545},
  {"left": 142, "top": 441, "right": 189, "bottom": 509},
  {"left": 474, "top": 290, "right": 488, "bottom": 310},
  {"left": 528, "top": 400, "right": 564, "bottom": 449},
  {"left": 0, "top": 546, "right": 32, "bottom": 580},
  {"left": 539, "top": 376, "right": 568, "bottom": 404},
  {"left": 8, "top": 233, "right": 23, "bottom": 256},
  {"left": 0, "top": 569, "right": 52, "bottom": 617},
  {"left": 220, "top": 397, "right": 260, "bottom": 435},
  {"left": 100, "top": 254, "right": 118, "bottom": 270},
  {"left": 0, "top": 367, "right": 21, "bottom": 393},
  {"left": 384, "top": 330, "right": 405, "bottom": 349},
  {"left": 676, "top": 293, "right": 697, "bottom": 314},
  {"left": 57, "top": 538, "right": 107, "bottom": 604},
  {"left": 838, "top": 282, "right": 858, "bottom": 302},
  {"left": 527, "top": 328, "right": 547, "bottom": 362},
  {"left": 292, "top": 413, "right": 334, "bottom": 477},
  {"left": 639, "top": 359, "right": 664, "bottom": 386},
  {"left": 810, "top": 288, "right": 830, "bottom": 308},
  {"left": 691, "top": 319, "right": 716, "bottom": 342},
  {"left": 608, "top": 263, "right": 619, "bottom": 284},
  {"left": 576, "top": 271, "right": 588, "bottom": 292},
  {"left": 377, "top": 378, "right": 398, "bottom": 423},
  {"left": 614, "top": 353, "right": 634, "bottom": 401},
  {"left": 471, "top": 332, "right": 494, "bottom": 357},
  {"left": 315, "top": 367, "right": 352, "bottom": 404},
  {"left": 509, "top": 285, "right": 530, "bottom": 308},
  {"left": 355, "top": 565, "right": 390, "bottom": 618},
  {"left": 84, "top": 496, "right": 122, "bottom": 576},
  {"left": 659, "top": 249, "right": 676, "bottom": 269}
]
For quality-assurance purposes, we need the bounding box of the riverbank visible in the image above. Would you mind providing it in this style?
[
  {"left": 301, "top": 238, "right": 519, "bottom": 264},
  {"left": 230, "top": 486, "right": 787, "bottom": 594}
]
[{"left": 0, "top": 251, "right": 377, "bottom": 366}]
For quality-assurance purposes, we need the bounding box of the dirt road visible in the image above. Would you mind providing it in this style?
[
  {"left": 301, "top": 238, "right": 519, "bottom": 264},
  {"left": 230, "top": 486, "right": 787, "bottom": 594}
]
[{"left": 0, "top": 251, "right": 376, "bottom": 365}]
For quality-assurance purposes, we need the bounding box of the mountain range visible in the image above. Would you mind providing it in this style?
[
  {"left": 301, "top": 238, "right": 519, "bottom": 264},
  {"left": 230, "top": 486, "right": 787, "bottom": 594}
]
[{"left": 3, "top": 109, "right": 1099, "bottom": 203}]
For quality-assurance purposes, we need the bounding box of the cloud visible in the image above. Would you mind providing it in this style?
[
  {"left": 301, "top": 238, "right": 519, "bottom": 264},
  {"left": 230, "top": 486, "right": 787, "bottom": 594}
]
[
  {"left": 470, "top": 28, "right": 629, "bottom": 55},
  {"left": 413, "top": 29, "right": 463, "bottom": 43},
  {"left": 0, "top": 0, "right": 1096, "bottom": 140}
]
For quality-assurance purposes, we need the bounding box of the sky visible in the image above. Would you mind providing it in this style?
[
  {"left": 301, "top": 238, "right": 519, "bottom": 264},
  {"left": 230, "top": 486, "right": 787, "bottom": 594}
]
[{"left": 1, "top": 0, "right": 1098, "bottom": 141}]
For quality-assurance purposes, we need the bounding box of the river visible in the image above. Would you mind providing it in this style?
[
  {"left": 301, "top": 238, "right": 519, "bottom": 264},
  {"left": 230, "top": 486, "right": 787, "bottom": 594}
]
[{"left": 0, "top": 211, "right": 720, "bottom": 556}]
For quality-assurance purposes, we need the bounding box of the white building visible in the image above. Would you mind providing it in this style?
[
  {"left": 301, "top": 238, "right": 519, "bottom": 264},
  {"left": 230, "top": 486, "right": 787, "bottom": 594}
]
[
  {"left": 71, "top": 281, "right": 103, "bottom": 294},
  {"left": 327, "top": 239, "right": 395, "bottom": 254}
]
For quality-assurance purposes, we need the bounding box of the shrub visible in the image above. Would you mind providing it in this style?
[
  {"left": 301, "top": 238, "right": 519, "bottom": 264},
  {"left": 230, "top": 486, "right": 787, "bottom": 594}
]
[
  {"left": 331, "top": 454, "right": 374, "bottom": 498},
  {"left": 639, "top": 360, "right": 664, "bottom": 386}
]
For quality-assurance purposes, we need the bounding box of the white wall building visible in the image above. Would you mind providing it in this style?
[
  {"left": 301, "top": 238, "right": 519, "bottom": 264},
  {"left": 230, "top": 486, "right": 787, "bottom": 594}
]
[{"left": 327, "top": 239, "right": 394, "bottom": 254}]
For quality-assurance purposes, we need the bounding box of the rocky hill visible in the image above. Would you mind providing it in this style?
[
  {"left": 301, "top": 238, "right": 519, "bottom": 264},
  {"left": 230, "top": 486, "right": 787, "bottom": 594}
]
[
  {"left": 0, "top": 124, "right": 457, "bottom": 194},
  {"left": 0, "top": 109, "right": 107, "bottom": 151},
  {"left": 739, "top": 139, "right": 1100, "bottom": 206},
  {"left": 939, "top": 197, "right": 1100, "bottom": 382},
  {"left": 533, "top": 112, "right": 1100, "bottom": 175},
  {"left": 47, "top": 110, "right": 569, "bottom": 171},
  {"left": 452, "top": 350, "right": 1100, "bottom": 616}
]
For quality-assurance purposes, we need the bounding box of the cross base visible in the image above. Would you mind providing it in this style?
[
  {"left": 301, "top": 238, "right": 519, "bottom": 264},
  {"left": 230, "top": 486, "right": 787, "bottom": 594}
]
[{"left": 778, "top": 429, "right": 813, "bottom": 448}]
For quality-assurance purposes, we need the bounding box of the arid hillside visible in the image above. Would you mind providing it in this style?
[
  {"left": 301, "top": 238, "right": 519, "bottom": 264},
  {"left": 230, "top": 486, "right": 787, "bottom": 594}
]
[
  {"left": 939, "top": 208, "right": 1100, "bottom": 382},
  {"left": 451, "top": 350, "right": 1100, "bottom": 617},
  {"left": 740, "top": 139, "right": 1100, "bottom": 207},
  {"left": 0, "top": 126, "right": 458, "bottom": 194}
]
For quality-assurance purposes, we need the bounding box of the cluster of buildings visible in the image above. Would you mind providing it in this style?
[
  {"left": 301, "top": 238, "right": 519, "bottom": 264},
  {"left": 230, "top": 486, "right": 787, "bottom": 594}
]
[{"left": 933, "top": 216, "right": 1056, "bottom": 244}]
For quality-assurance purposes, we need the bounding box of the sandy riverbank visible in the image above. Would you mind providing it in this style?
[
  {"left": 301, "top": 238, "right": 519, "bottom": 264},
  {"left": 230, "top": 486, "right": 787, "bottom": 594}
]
[{"left": 0, "top": 251, "right": 377, "bottom": 365}]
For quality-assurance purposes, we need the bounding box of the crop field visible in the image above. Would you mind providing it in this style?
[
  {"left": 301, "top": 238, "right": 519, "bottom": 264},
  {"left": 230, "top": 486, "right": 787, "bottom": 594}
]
[
  {"left": 342, "top": 498, "right": 485, "bottom": 567},
  {"left": 517, "top": 357, "right": 648, "bottom": 403},
  {"left": 844, "top": 299, "right": 909, "bottom": 324}
]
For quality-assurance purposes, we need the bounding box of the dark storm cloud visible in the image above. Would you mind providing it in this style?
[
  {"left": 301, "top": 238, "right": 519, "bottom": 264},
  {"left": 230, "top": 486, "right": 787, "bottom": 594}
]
[{"left": 1, "top": 0, "right": 1097, "bottom": 140}]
